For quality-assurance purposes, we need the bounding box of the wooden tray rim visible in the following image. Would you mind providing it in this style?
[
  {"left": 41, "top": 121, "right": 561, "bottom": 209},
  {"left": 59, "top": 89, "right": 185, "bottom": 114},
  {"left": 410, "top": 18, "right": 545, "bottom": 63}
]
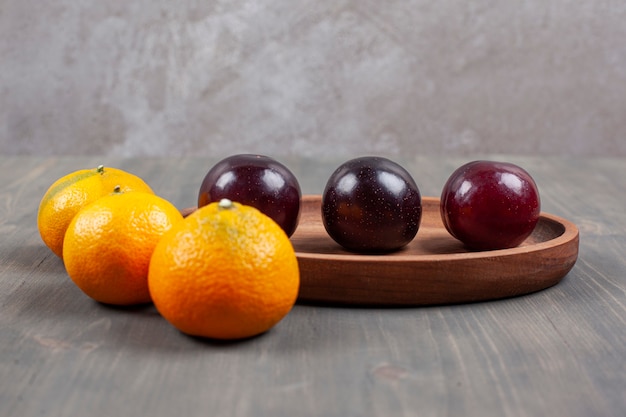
[{"left": 294, "top": 195, "right": 579, "bottom": 262}]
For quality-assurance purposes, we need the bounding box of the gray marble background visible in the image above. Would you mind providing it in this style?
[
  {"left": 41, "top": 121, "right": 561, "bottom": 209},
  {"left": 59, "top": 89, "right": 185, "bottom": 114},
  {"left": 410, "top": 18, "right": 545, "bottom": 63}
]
[{"left": 2, "top": 0, "right": 625, "bottom": 158}]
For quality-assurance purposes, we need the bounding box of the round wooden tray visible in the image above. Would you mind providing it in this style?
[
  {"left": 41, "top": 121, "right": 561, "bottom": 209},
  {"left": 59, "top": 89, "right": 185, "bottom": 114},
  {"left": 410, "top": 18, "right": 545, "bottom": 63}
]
[{"left": 291, "top": 195, "right": 579, "bottom": 306}]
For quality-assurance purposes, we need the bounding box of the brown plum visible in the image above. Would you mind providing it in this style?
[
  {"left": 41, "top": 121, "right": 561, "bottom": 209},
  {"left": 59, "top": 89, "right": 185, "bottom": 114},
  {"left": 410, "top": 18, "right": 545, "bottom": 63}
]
[
  {"left": 198, "top": 154, "right": 301, "bottom": 237},
  {"left": 321, "top": 156, "right": 422, "bottom": 253},
  {"left": 440, "top": 160, "right": 541, "bottom": 250}
]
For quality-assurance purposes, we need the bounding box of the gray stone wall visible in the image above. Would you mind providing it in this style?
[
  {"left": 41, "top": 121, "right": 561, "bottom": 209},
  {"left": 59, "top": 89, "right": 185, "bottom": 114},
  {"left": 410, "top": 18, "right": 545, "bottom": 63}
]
[{"left": 2, "top": 0, "right": 624, "bottom": 158}]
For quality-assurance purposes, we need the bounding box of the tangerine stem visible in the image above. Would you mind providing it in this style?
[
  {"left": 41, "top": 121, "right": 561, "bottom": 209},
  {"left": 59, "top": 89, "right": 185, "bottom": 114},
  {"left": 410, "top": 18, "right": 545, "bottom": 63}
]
[
  {"left": 218, "top": 199, "right": 234, "bottom": 210},
  {"left": 97, "top": 165, "right": 105, "bottom": 174}
]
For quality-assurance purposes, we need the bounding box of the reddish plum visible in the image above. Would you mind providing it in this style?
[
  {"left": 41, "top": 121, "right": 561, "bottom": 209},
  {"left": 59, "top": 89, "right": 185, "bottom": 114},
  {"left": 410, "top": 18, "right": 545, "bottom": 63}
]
[{"left": 440, "top": 160, "right": 541, "bottom": 250}]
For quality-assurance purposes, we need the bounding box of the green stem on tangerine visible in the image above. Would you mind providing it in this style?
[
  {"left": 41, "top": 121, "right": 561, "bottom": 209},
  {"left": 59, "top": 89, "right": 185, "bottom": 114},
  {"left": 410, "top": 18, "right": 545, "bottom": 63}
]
[{"left": 97, "top": 165, "right": 105, "bottom": 174}]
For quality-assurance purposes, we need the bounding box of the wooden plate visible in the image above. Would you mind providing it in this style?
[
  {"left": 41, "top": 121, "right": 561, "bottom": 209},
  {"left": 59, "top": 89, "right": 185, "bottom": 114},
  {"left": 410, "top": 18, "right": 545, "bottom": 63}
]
[{"left": 291, "top": 195, "right": 579, "bottom": 306}]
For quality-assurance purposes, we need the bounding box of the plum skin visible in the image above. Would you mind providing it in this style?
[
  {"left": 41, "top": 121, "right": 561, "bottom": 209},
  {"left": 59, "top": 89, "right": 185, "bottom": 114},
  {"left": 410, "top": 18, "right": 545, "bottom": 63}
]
[
  {"left": 440, "top": 160, "right": 541, "bottom": 251},
  {"left": 198, "top": 154, "right": 301, "bottom": 237},
  {"left": 321, "top": 156, "right": 422, "bottom": 253}
]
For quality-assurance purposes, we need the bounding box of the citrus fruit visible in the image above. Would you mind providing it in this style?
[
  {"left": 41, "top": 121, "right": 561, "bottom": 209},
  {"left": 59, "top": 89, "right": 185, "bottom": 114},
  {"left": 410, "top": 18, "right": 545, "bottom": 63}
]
[
  {"left": 37, "top": 165, "right": 154, "bottom": 258},
  {"left": 148, "top": 198, "right": 300, "bottom": 340},
  {"left": 63, "top": 189, "right": 184, "bottom": 305}
]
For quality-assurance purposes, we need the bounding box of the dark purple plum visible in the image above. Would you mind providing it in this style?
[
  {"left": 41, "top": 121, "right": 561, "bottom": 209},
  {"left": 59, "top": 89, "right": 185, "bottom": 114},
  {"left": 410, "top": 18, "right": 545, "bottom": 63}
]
[
  {"left": 440, "top": 160, "right": 541, "bottom": 250},
  {"left": 198, "top": 154, "right": 301, "bottom": 237},
  {"left": 321, "top": 156, "right": 422, "bottom": 253}
]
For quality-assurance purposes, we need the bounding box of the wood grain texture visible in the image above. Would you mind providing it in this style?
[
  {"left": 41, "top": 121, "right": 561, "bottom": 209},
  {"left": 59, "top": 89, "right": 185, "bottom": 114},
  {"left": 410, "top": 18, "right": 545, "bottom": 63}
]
[
  {"left": 0, "top": 156, "right": 624, "bottom": 417},
  {"left": 292, "top": 195, "right": 579, "bottom": 305}
]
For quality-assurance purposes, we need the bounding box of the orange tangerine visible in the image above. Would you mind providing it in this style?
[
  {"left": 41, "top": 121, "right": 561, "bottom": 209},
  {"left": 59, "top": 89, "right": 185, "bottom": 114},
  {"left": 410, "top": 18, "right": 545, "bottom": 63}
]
[
  {"left": 148, "top": 199, "right": 300, "bottom": 340},
  {"left": 63, "top": 189, "right": 183, "bottom": 305},
  {"left": 37, "top": 165, "right": 154, "bottom": 258}
]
